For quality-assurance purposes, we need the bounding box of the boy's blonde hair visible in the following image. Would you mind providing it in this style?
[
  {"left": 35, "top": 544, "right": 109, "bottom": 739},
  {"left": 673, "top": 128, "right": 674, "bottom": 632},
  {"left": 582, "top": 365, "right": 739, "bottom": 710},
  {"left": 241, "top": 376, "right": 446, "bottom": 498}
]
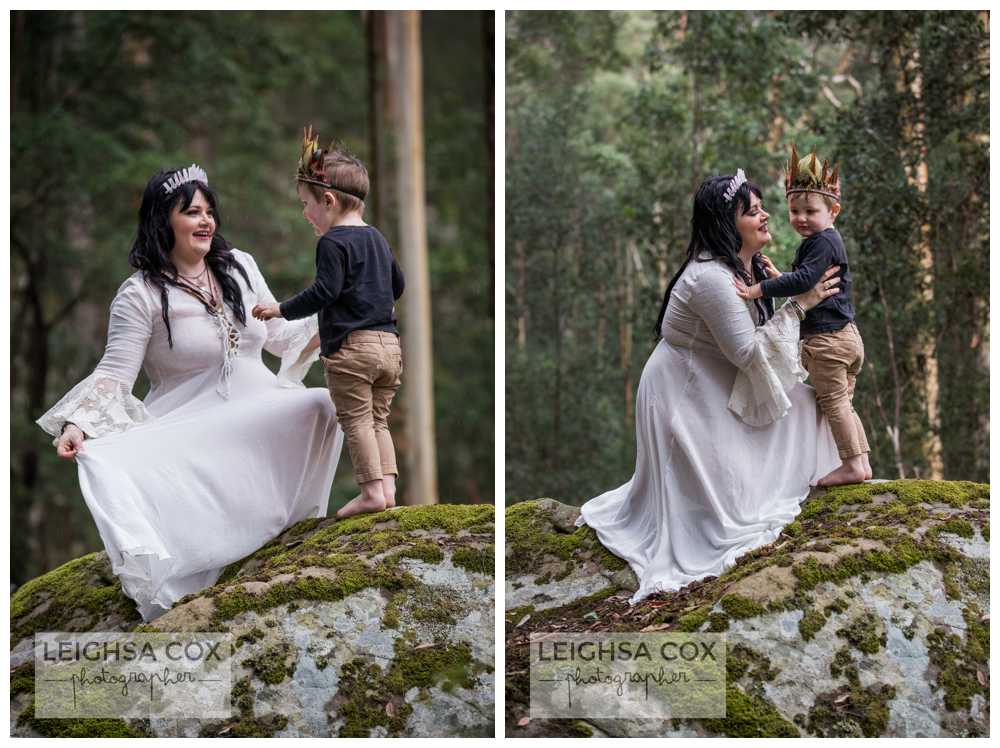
[
  {"left": 306, "top": 148, "right": 369, "bottom": 214},
  {"left": 297, "top": 126, "right": 369, "bottom": 214}
]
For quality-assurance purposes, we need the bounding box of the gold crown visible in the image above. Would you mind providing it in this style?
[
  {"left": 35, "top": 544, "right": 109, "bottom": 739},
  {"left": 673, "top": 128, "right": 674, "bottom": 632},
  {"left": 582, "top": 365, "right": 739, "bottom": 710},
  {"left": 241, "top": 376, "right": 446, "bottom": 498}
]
[{"left": 785, "top": 143, "right": 841, "bottom": 201}]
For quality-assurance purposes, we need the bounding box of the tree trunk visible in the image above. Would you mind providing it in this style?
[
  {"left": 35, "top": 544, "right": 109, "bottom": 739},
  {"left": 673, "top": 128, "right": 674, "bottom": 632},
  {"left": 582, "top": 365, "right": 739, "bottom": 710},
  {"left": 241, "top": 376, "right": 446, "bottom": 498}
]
[
  {"left": 482, "top": 10, "right": 494, "bottom": 317},
  {"left": 901, "top": 46, "right": 944, "bottom": 479},
  {"left": 514, "top": 239, "right": 527, "bottom": 349},
  {"left": 387, "top": 10, "right": 438, "bottom": 504}
]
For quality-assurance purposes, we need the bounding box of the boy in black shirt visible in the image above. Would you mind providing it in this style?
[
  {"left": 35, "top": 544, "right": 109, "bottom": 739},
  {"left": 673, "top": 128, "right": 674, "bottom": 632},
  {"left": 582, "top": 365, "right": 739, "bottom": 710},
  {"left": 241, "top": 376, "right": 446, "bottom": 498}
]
[
  {"left": 253, "top": 128, "right": 404, "bottom": 517},
  {"left": 736, "top": 146, "right": 871, "bottom": 486}
]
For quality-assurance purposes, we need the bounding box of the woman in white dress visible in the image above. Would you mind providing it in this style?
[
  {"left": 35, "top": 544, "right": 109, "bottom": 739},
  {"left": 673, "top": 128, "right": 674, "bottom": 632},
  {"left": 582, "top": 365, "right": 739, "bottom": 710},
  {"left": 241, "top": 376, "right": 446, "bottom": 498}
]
[
  {"left": 577, "top": 171, "right": 842, "bottom": 605},
  {"left": 38, "top": 165, "right": 344, "bottom": 621}
]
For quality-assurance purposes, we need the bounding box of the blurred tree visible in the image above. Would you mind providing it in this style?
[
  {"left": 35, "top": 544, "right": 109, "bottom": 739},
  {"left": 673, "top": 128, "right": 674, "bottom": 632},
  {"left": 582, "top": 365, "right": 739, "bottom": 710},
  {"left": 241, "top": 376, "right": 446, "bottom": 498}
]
[
  {"left": 506, "top": 10, "right": 988, "bottom": 505},
  {"left": 11, "top": 10, "right": 493, "bottom": 583}
]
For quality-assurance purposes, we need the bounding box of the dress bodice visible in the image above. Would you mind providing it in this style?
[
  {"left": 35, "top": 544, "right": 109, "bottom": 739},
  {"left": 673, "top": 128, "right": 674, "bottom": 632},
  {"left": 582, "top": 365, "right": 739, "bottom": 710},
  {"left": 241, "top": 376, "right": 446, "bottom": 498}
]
[{"left": 37, "top": 249, "right": 319, "bottom": 439}]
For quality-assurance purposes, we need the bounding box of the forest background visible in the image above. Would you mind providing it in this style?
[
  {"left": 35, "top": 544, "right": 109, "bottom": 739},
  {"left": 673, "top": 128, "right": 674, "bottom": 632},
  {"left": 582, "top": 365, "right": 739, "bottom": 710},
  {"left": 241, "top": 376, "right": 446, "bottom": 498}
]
[
  {"left": 11, "top": 10, "right": 494, "bottom": 584},
  {"left": 506, "top": 11, "right": 989, "bottom": 504}
]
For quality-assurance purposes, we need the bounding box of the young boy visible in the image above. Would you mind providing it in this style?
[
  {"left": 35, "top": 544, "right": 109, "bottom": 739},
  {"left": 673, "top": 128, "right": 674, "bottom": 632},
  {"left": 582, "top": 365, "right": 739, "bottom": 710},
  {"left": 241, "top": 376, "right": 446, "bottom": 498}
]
[
  {"left": 736, "top": 145, "right": 871, "bottom": 486},
  {"left": 253, "top": 127, "right": 405, "bottom": 517}
]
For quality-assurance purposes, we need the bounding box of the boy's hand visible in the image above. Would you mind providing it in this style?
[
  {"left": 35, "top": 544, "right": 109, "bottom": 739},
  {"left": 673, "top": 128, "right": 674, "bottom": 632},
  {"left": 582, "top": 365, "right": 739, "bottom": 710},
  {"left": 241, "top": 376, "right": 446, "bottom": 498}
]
[
  {"left": 252, "top": 303, "right": 282, "bottom": 321},
  {"left": 733, "top": 278, "right": 763, "bottom": 301},
  {"left": 760, "top": 253, "right": 782, "bottom": 279}
]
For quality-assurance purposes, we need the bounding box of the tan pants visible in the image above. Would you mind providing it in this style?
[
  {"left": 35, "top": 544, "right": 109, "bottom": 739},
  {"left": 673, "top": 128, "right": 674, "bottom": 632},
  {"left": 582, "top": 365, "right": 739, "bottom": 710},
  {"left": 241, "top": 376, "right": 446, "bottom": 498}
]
[
  {"left": 801, "top": 322, "right": 870, "bottom": 459},
  {"left": 321, "top": 330, "right": 402, "bottom": 484}
]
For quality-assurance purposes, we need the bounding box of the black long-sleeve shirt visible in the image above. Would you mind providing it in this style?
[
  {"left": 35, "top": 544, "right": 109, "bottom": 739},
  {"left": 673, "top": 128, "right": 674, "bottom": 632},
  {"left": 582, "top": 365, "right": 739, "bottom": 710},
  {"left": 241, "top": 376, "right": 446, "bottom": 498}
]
[
  {"left": 759, "top": 227, "right": 855, "bottom": 337},
  {"left": 279, "top": 225, "right": 404, "bottom": 356}
]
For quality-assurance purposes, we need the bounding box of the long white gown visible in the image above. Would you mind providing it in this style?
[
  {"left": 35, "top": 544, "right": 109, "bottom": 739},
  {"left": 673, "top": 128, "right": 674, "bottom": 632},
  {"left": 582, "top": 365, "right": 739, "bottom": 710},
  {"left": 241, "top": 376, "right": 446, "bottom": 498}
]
[
  {"left": 577, "top": 254, "right": 840, "bottom": 604},
  {"left": 38, "top": 249, "right": 344, "bottom": 621}
]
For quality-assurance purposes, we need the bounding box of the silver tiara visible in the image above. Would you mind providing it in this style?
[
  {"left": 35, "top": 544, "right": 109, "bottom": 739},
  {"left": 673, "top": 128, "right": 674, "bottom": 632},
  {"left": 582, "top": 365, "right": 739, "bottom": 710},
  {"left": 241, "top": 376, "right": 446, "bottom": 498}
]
[
  {"left": 162, "top": 164, "right": 208, "bottom": 195},
  {"left": 723, "top": 168, "right": 747, "bottom": 203}
]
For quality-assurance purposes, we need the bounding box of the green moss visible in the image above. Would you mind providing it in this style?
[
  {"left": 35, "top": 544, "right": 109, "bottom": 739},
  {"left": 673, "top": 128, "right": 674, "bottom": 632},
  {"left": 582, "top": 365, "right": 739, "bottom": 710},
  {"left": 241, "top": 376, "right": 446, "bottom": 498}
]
[
  {"left": 727, "top": 644, "right": 778, "bottom": 683},
  {"left": 451, "top": 545, "right": 495, "bottom": 577},
  {"left": 210, "top": 558, "right": 416, "bottom": 626},
  {"left": 824, "top": 597, "right": 849, "bottom": 616},
  {"left": 862, "top": 526, "right": 898, "bottom": 540},
  {"left": 801, "top": 480, "right": 988, "bottom": 522},
  {"left": 981, "top": 522, "right": 989, "bottom": 541},
  {"left": 397, "top": 541, "right": 445, "bottom": 565},
  {"left": 707, "top": 613, "right": 730, "bottom": 632},
  {"left": 929, "top": 518, "right": 975, "bottom": 539},
  {"left": 836, "top": 612, "right": 885, "bottom": 655},
  {"left": 506, "top": 605, "right": 535, "bottom": 623},
  {"left": 701, "top": 686, "right": 798, "bottom": 737},
  {"left": 925, "top": 604, "right": 989, "bottom": 711},
  {"left": 506, "top": 502, "right": 625, "bottom": 577},
  {"left": 806, "top": 682, "right": 895, "bottom": 737},
  {"left": 829, "top": 646, "right": 858, "bottom": 682},
  {"left": 10, "top": 552, "right": 141, "bottom": 647},
  {"left": 198, "top": 676, "right": 289, "bottom": 737},
  {"left": 798, "top": 608, "right": 828, "bottom": 641},
  {"left": 334, "top": 634, "right": 492, "bottom": 737},
  {"left": 791, "top": 538, "right": 926, "bottom": 592},
  {"left": 719, "top": 594, "right": 765, "bottom": 619},
  {"left": 16, "top": 702, "right": 152, "bottom": 738},
  {"left": 242, "top": 641, "right": 297, "bottom": 685},
  {"left": 675, "top": 606, "right": 710, "bottom": 632},
  {"left": 569, "top": 720, "right": 594, "bottom": 737},
  {"left": 236, "top": 627, "right": 266, "bottom": 649}
]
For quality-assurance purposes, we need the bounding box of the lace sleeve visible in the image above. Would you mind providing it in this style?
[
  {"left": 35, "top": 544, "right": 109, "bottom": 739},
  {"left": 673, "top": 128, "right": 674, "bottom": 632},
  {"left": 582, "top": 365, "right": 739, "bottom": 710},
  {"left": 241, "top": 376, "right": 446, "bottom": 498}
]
[
  {"left": 686, "top": 266, "right": 806, "bottom": 427},
  {"left": 727, "top": 302, "right": 807, "bottom": 427},
  {"left": 237, "top": 250, "right": 321, "bottom": 387},
  {"left": 36, "top": 277, "right": 153, "bottom": 442}
]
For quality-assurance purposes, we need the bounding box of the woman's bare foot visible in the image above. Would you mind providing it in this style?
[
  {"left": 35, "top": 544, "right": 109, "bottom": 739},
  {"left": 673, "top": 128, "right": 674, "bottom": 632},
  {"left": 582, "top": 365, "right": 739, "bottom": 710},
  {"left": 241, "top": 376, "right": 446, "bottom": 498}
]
[{"left": 862, "top": 453, "right": 873, "bottom": 480}]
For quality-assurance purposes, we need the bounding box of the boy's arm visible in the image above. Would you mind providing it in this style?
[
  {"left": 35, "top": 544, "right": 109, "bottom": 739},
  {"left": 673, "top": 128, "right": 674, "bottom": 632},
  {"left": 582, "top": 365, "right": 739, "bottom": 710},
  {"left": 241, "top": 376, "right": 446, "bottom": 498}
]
[
  {"left": 759, "top": 236, "right": 837, "bottom": 299},
  {"left": 279, "top": 237, "right": 346, "bottom": 321},
  {"left": 391, "top": 257, "right": 405, "bottom": 300}
]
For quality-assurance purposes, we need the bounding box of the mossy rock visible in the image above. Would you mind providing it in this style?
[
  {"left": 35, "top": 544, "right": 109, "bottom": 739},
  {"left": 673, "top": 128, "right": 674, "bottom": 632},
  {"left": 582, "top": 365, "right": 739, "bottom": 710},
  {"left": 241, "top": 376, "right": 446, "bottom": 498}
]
[
  {"left": 11, "top": 503, "right": 494, "bottom": 738},
  {"left": 506, "top": 480, "right": 989, "bottom": 738}
]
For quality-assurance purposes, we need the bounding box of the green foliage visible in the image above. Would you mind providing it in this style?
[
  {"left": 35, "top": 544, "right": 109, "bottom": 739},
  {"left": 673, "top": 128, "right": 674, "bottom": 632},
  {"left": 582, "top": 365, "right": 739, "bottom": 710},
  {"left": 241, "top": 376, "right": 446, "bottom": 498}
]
[
  {"left": 506, "top": 11, "right": 988, "bottom": 504},
  {"left": 12, "top": 11, "right": 493, "bottom": 585}
]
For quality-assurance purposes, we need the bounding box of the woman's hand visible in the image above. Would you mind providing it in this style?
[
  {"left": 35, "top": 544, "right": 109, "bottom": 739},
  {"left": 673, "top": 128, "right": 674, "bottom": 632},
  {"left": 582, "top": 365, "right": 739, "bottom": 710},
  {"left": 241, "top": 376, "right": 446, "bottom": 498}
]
[
  {"left": 794, "top": 265, "right": 841, "bottom": 311},
  {"left": 252, "top": 303, "right": 282, "bottom": 321},
  {"left": 55, "top": 424, "right": 86, "bottom": 461}
]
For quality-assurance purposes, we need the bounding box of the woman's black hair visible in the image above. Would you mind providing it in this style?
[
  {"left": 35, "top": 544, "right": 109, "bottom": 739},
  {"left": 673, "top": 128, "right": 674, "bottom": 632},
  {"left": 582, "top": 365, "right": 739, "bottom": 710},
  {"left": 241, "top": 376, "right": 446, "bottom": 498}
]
[
  {"left": 128, "top": 170, "right": 252, "bottom": 347},
  {"left": 653, "top": 173, "right": 773, "bottom": 338}
]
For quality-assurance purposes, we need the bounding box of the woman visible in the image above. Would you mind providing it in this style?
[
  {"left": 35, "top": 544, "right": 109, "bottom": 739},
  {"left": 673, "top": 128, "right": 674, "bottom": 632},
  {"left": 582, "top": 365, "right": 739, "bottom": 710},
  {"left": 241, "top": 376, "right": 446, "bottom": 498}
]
[
  {"left": 577, "top": 171, "right": 842, "bottom": 605},
  {"left": 37, "top": 165, "right": 344, "bottom": 621}
]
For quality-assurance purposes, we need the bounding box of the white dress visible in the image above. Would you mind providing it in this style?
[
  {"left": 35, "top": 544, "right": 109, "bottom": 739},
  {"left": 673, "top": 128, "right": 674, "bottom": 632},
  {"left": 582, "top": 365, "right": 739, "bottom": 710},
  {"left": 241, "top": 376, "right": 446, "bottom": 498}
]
[
  {"left": 37, "top": 249, "right": 344, "bottom": 621},
  {"left": 577, "top": 255, "right": 840, "bottom": 604}
]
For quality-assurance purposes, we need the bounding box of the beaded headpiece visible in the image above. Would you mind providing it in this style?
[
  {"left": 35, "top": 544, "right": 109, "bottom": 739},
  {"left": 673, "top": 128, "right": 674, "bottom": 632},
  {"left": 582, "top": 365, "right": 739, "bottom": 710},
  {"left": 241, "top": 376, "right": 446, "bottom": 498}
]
[
  {"left": 723, "top": 168, "right": 747, "bottom": 203},
  {"left": 784, "top": 144, "right": 841, "bottom": 201},
  {"left": 162, "top": 164, "right": 208, "bottom": 195},
  {"left": 296, "top": 126, "right": 367, "bottom": 201}
]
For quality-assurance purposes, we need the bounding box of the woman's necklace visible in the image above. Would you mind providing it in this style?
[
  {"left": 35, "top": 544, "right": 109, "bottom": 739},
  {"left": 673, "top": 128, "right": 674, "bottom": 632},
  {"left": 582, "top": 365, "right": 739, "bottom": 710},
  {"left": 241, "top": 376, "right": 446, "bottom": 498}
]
[{"left": 177, "top": 263, "right": 211, "bottom": 294}]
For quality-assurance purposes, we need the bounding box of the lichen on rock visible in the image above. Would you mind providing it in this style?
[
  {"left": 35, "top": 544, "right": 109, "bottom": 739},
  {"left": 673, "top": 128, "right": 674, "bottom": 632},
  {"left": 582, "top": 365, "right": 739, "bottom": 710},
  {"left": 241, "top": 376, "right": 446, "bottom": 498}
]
[
  {"left": 11, "top": 503, "right": 494, "bottom": 738},
  {"left": 506, "top": 480, "right": 990, "bottom": 738}
]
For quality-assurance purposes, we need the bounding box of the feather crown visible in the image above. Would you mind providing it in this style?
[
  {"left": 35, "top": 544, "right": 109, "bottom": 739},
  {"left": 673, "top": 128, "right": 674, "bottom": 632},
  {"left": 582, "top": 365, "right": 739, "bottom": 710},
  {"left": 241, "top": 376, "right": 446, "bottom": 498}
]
[{"left": 784, "top": 144, "right": 841, "bottom": 201}]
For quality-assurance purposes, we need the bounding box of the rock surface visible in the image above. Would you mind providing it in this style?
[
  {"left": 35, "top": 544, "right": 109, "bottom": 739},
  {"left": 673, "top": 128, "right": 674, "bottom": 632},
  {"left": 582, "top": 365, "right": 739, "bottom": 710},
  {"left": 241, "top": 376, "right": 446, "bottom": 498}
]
[
  {"left": 505, "top": 480, "right": 989, "bottom": 738},
  {"left": 11, "top": 504, "right": 495, "bottom": 738}
]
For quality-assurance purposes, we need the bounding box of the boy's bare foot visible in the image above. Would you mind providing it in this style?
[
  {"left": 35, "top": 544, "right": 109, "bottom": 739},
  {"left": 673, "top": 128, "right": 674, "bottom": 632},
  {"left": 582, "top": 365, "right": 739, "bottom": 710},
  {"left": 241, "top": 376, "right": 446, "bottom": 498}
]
[
  {"left": 336, "top": 493, "right": 386, "bottom": 519},
  {"left": 383, "top": 475, "right": 397, "bottom": 508},
  {"left": 817, "top": 461, "right": 868, "bottom": 487}
]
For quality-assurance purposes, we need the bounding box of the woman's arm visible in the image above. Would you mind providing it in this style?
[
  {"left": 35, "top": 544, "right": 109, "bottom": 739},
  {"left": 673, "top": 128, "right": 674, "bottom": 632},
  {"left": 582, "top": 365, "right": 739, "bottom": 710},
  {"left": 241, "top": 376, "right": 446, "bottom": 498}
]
[{"left": 39, "top": 277, "right": 154, "bottom": 457}]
